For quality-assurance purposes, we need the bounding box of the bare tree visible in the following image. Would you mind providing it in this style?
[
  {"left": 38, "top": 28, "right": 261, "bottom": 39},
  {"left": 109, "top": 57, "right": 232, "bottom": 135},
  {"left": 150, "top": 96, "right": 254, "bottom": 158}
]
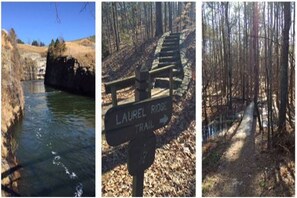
[{"left": 278, "top": 2, "right": 291, "bottom": 132}]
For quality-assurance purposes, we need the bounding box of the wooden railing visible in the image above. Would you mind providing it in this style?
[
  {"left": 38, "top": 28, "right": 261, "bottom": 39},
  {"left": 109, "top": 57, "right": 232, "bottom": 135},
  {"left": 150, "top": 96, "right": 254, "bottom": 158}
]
[{"left": 104, "top": 64, "right": 175, "bottom": 106}]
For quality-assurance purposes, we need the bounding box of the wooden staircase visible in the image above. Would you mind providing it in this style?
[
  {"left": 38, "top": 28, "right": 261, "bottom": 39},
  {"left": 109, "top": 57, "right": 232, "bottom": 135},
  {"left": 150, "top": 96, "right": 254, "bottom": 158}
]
[{"left": 153, "top": 32, "right": 184, "bottom": 89}]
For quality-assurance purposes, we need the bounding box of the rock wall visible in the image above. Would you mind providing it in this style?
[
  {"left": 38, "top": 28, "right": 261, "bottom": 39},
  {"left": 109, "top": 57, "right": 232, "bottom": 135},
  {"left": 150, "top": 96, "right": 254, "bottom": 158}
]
[
  {"left": 174, "top": 29, "right": 195, "bottom": 97},
  {"left": 21, "top": 56, "right": 38, "bottom": 80},
  {"left": 151, "top": 29, "right": 195, "bottom": 97},
  {"left": 21, "top": 53, "right": 46, "bottom": 80},
  {"left": 1, "top": 29, "right": 24, "bottom": 195},
  {"left": 45, "top": 55, "right": 95, "bottom": 97}
]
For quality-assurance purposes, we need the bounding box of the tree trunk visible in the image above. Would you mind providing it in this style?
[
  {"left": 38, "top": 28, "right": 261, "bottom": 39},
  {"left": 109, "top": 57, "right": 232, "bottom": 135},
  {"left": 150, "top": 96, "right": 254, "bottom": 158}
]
[
  {"left": 164, "top": 2, "right": 167, "bottom": 32},
  {"left": 151, "top": 3, "right": 154, "bottom": 38},
  {"left": 155, "top": 2, "right": 163, "bottom": 37},
  {"left": 202, "top": 4, "right": 208, "bottom": 126},
  {"left": 278, "top": 2, "right": 291, "bottom": 132},
  {"left": 265, "top": 2, "right": 274, "bottom": 148},
  {"left": 177, "top": 2, "right": 182, "bottom": 32},
  {"left": 221, "top": 3, "right": 226, "bottom": 97},
  {"left": 224, "top": 2, "right": 232, "bottom": 110},
  {"left": 275, "top": 3, "right": 280, "bottom": 110},
  {"left": 144, "top": 3, "right": 149, "bottom": 39},
  {"left": 169, "top": 2, "right": 173, "bottom": 32},
  {"left": 289, "top": 3, "right": 295, "bottom": 125},
  {"left": 263, "top": 2, "right": 271, "bottom": 148},
  {"left": 112, "top": 2, "right": 120, "bottom": 51},
  {"left": 253, "top": 3, "right": 259, "bottom": 103}
]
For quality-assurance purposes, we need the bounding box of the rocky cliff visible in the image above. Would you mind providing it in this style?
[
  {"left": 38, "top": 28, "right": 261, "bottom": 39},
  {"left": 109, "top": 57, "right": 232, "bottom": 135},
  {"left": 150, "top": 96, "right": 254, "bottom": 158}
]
[
  {"left": 1, "top": 29, "right": 24, "bottom": 195},
  {"left": 17, "top": 44, "right": 47, "bottom": 80},
  {"left": 45, "top": 55, "right": 95, "bottom": 97},
  {"left": 20, "top": 53, "right": 46, "bottom": 80}
]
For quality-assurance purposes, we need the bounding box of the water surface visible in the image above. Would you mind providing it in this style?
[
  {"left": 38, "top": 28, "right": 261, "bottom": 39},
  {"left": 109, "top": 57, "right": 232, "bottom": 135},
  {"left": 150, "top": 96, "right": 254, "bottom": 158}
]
[{"left": 11, "top": 80, "right": 95, "bottom": 196}]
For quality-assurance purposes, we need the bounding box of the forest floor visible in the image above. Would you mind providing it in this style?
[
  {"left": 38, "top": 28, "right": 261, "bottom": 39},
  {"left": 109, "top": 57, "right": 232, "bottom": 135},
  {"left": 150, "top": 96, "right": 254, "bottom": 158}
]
[
  {"left": 102, "top": 37, "right": 159, "bottom": 82},
  {"left": 101, "top": 29, "right": 196, "bottom": 196},
  {"left": 202, "top": 98, "right": 295, "bottom": 196}
]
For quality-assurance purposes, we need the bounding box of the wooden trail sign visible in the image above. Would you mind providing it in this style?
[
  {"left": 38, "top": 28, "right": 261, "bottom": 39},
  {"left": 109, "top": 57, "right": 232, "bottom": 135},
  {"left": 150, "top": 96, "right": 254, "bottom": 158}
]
[
  {"left": 104, "top": 64, "right": 174, "bottom": 197},
  {"left": 104, "top": 96, "right": 172, "bottom": 146}
]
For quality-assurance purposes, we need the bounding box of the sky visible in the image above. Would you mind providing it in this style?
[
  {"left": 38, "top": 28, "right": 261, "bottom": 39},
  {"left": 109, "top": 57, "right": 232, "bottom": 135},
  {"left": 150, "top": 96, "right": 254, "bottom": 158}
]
[{"left": 2, "top": 2, "right": 95, "bottom": 45}]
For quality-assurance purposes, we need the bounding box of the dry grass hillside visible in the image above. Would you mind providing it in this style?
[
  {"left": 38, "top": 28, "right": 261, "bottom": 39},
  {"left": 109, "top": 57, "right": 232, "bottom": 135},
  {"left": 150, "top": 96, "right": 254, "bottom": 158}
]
[
  {"left": 17, "top": 44, "right": 47, "bottom": 56},
  {"left": 64, "top": 38, "right": 95, "bottom": 68},
  {"left": 17, "top": 37, "right": 95, "bottom": 69}
]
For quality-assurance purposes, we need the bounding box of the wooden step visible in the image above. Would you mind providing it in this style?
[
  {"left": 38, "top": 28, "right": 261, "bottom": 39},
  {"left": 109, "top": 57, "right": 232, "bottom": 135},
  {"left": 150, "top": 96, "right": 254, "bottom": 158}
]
[
  {"left": 164, "top": 38, "right": 179, "bottom": 42},
  {"left": 165, "top": 35, "right": 179, "bottom": 39},
  {"left": 154, "top": 77, "right": 183, "bottom": 89},
  {"left": 163, "top": 41, "right": 179, "bottom": 46},
  {"left": 159, "top": 56, "right": 180, "bottom": 62},
  {"left": 161, "top": 46, "right": 179, "bottom": 51},
  {"left": 166, "top": 35, "right": 179, "bottom": 40},
  {"left": 163, "top": 38, "right": 179, "bottom": 43},
  {"left": 158, "top": 61, "right": 180, "bottom": 68},
  {"left": 170, "top": 32, "right": 181, "bottom": 36},
  {"left": 162, "top": 43, "right": 178, "bottom": 47},
  {"left": 159, "top": 51, "right": 179, "bottom": 57}
]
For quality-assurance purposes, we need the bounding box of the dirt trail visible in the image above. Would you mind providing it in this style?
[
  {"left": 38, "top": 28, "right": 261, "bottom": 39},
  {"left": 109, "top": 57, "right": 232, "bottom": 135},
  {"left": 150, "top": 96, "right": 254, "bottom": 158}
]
[
  {"left": 203, "top": 101, "right": 295, "bottom": 197},
  {"left": 203, "top": 103, "right": 258, "bottom": 196}
]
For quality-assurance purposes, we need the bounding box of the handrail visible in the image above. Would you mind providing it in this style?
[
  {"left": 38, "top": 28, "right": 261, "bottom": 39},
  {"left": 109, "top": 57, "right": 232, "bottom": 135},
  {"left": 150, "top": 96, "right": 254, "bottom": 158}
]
[{"left": 104, "top": 64, "right": 176, "bottom": 94}]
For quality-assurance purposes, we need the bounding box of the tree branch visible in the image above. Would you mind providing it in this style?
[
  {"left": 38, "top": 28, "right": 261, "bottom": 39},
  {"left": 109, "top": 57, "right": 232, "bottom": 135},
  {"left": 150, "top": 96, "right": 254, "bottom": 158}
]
[{"left": 55, "top": 3, "right": 61, "bottom": 23}]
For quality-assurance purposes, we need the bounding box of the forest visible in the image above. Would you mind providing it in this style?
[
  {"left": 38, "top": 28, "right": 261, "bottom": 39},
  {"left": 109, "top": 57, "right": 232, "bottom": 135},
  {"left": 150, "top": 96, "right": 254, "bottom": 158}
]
[
  {"left": 102, "top": 2, "right": 196, "bottom": 197},
  {"left": 202, "top": 2, "right": 295, "bottom": 196},
  {"left": 102, "top": 2, "right": 195, "bottom": 60}
]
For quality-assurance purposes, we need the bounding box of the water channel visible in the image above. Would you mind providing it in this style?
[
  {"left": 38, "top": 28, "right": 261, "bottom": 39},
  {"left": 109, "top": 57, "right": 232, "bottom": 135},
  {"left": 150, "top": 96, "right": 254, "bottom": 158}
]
[{"left": 10, "top": 80, "right": 95, "bottom": 196}]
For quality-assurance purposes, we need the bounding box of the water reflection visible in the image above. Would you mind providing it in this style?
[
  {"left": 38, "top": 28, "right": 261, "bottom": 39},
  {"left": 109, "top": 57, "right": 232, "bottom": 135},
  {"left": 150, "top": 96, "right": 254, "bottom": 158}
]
[
  {"left": 45, "top": 86, "right": 95, "bottom": 127},
  {"left": 203, "top": 113, "right": 239, "bottom": 142},
  {"left": 23, "top": 80, "right": 45, "bottom": 94}
]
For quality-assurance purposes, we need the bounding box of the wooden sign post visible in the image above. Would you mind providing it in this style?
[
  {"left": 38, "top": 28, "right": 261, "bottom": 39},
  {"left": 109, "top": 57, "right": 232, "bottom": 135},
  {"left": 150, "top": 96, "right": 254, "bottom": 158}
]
[
  {"left": 104, "top": 65, "right": 173, "bottom": 197},
  {"left": 131, "top": 66, "right": 151, "bottom": 197}
]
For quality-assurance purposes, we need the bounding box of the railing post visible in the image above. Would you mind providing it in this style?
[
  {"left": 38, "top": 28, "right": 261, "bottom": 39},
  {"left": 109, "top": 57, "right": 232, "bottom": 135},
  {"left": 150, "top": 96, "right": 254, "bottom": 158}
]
[
  {"left": 169, "top": 67, "right": 173, "bottom": 96},
  {"left": 111, "top": 86, "right": 117, "bottom": 107},
  {"left": 135, "top": 66, "right": 151, "bottom": 101}
]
